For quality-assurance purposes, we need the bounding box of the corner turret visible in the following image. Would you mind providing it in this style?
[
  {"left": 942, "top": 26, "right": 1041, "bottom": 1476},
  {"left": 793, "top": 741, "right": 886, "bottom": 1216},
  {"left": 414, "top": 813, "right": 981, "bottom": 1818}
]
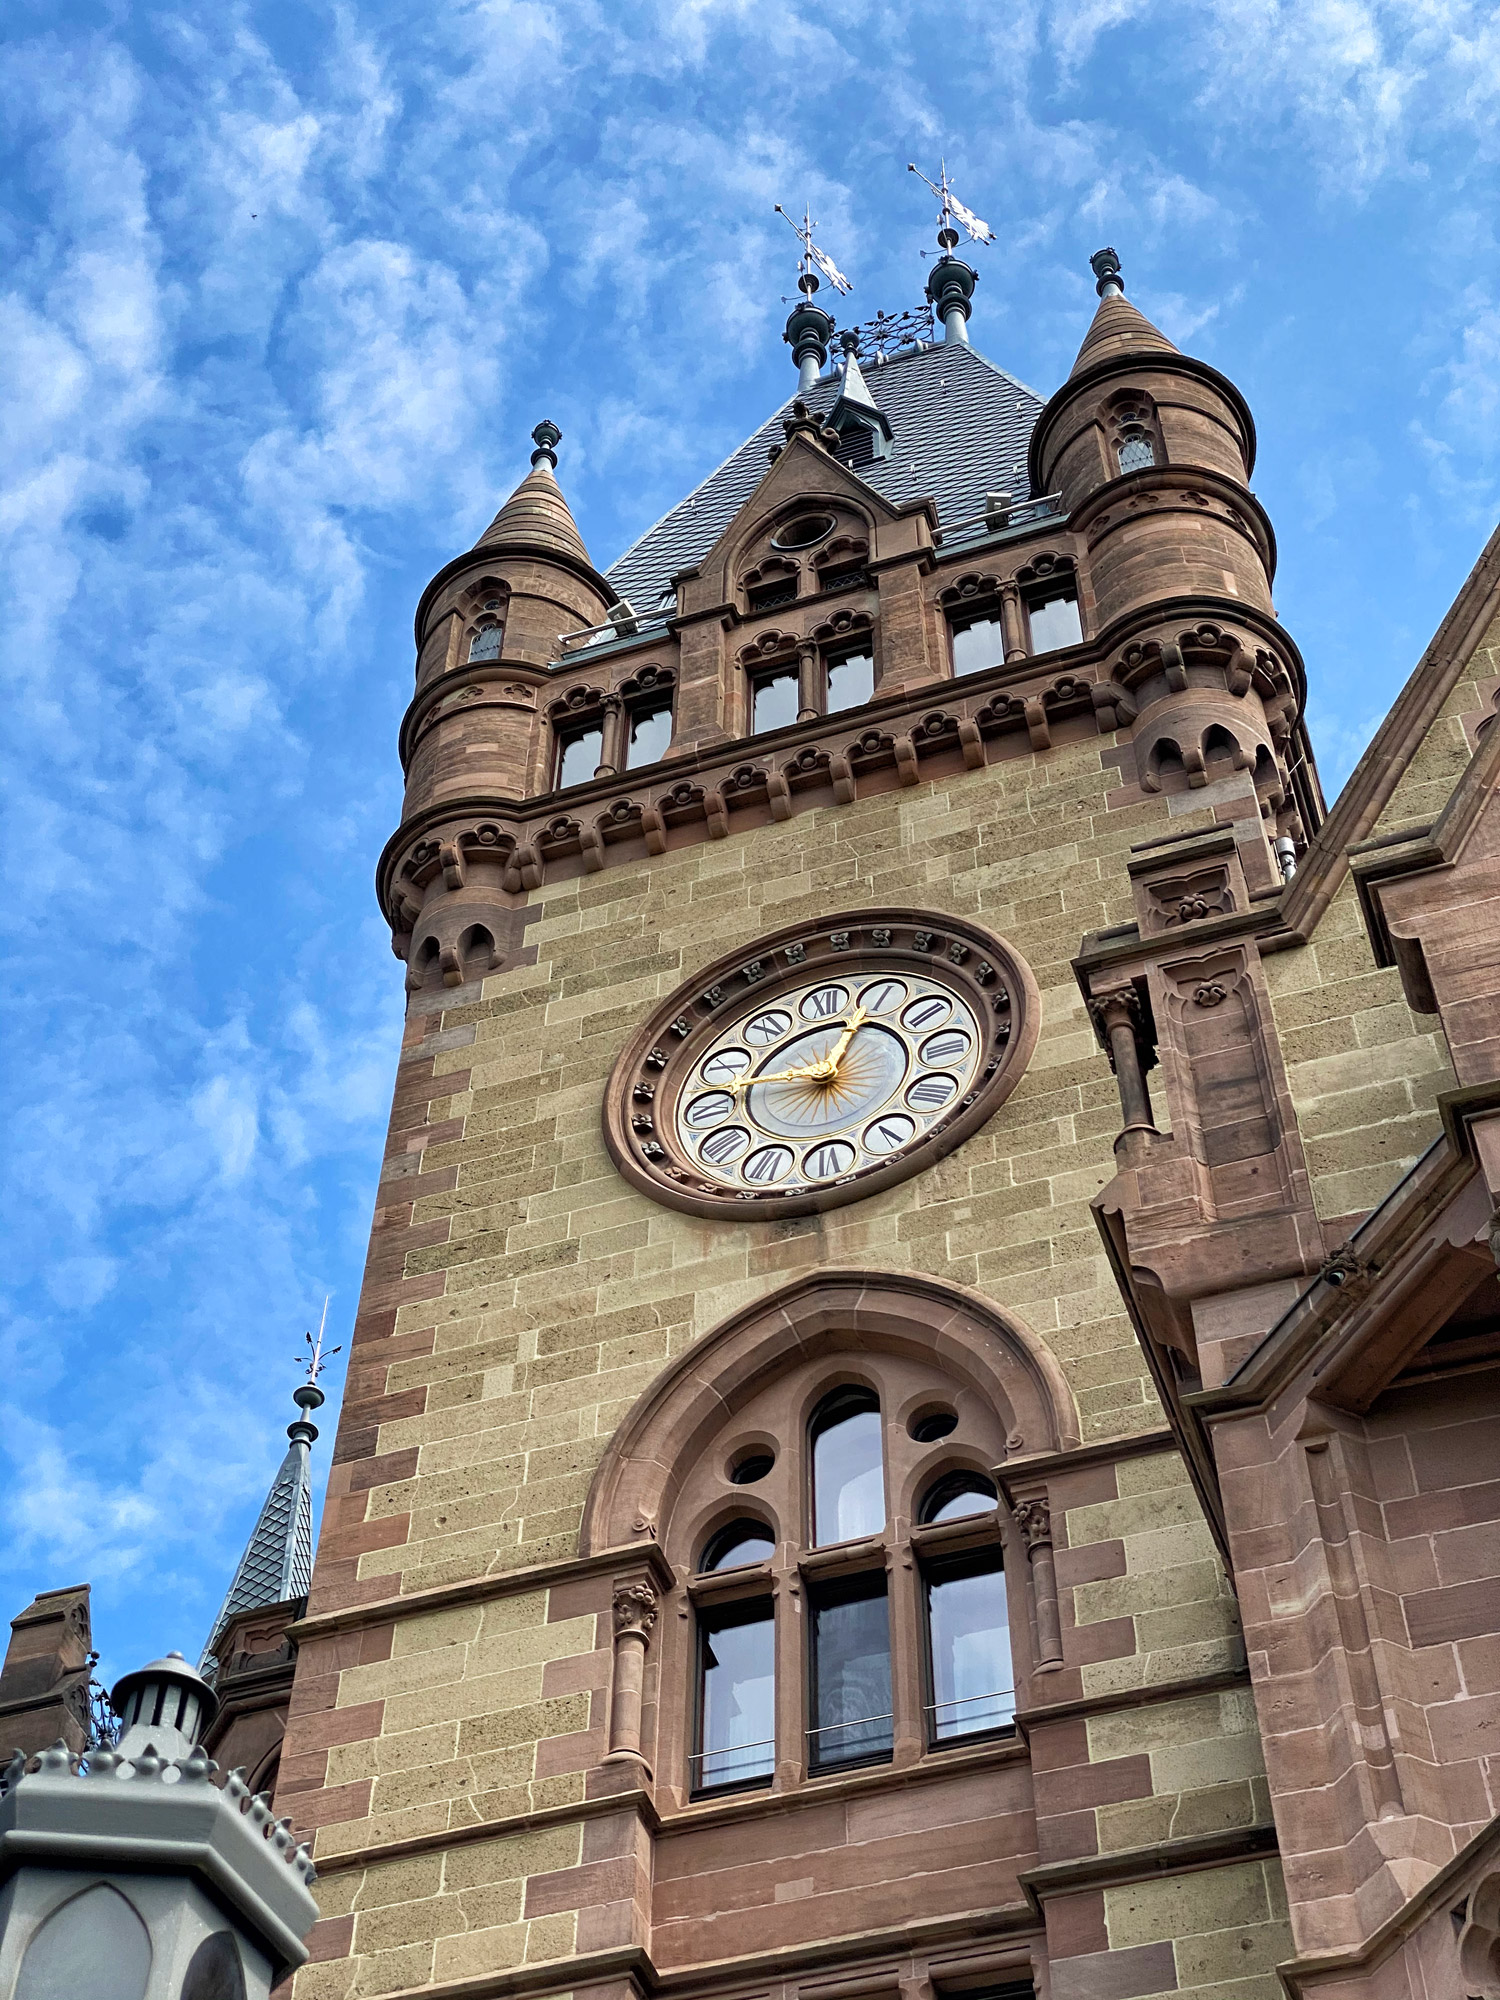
[{"left": 1032, "top": 250, "right": 1318, "bottom": 874}]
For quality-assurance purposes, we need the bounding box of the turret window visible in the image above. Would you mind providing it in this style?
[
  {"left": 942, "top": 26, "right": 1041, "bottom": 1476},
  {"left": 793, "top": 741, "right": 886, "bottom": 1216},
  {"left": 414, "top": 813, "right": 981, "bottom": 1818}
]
[
  {"left": 1117, "top": 431, "right": 1155, "bottom": 474},
  {"left": 468, "top": 625, "right": 504, "bottom": 662},
  {"left": 626, "top": 700, "right": 672, "bottom": 769},
  {"left": 1026, "top": 588, "right": 1082, "bottom": 654},
  {"left": 951, "top": 614, "right": 1006, "bottom": 677},
  {"left": 556, "top": 723, "right": 604, "bottom": 789}
]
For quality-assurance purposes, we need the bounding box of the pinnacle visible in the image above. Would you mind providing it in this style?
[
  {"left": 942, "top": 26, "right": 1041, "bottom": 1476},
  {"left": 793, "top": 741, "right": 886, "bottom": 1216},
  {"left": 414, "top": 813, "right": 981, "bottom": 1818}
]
[
  {"left": 475, "top": 459, "right": 595, "bottom": 570},
  {"left": 1069, "top": 291, "right": 1179, "bottom": 378}
]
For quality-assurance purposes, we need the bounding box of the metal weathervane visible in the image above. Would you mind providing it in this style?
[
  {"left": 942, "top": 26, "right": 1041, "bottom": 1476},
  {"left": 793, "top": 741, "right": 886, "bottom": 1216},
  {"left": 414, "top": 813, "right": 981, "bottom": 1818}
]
[
  {"left": 299, "top": 1296, "right": 342, "bottom": 1385},
  {"left": 907, "top": 160, "right": 995, "bottom": 247},
  {"left": 775, "top": 202, "right": 852, "bottom": 297}
]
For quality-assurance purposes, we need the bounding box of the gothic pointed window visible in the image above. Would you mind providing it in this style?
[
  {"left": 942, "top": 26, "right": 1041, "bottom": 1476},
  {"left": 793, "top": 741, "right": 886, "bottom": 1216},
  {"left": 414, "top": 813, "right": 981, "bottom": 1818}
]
[
  {"left": 626, "top": 701, "right": 672, "bottom": 769},
  {"left": 951, "top": 614, "right": 1006, "bottom": 677},
  {"left": 556, "top": 723, "right": 603, "bottom": 789},
  {"left": 1026, "top": 588, "right": 1082, "bottom": 654},
  {"left": 825, "top": 650, "right": 873, "bottom": 714},
  {"left": 752, "top": 667, "right": 800, "bottom": 735}
]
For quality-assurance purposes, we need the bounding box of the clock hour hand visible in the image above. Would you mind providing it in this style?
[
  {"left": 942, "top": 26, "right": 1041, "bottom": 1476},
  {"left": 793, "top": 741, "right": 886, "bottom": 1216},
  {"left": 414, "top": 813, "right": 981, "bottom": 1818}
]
[
  {"left": 728, "top": 1059, "right": 823, "bottom": 1094},
  {"left": 823, "top": 1004, "right": 867, "bottom": 1071}
]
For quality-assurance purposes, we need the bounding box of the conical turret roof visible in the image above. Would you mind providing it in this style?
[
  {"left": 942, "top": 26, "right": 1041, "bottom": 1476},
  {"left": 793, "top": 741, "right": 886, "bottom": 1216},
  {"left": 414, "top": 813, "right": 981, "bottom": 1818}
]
[
  {"left": 1069, "top": 292, "right": 1178, "bottom": 378},
  {"left": 475, "top": 458, "right": 595, "bottom": 567}
]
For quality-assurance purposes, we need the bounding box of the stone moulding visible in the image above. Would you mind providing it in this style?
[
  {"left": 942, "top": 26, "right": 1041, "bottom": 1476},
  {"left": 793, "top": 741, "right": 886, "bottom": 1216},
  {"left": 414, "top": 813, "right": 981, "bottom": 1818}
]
[
  {"left": 579, "top": 1267, "right": 1079, "bottom": 1559},
  {"left": 598, "top": 909, "right": 1042, "bottom": 1221}
]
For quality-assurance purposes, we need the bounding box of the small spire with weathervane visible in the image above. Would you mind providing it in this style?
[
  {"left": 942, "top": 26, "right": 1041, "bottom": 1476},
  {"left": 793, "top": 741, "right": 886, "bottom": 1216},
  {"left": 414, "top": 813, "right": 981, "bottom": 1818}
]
[
  {"left": 910, "top": 159, "right": 992, "bottom": 345},
  {"left": 777, "top": 202, "right": 850, "bottom": 391},
  {"left": 198, "top": 1301, "right": 342, "bottom": 1678}
]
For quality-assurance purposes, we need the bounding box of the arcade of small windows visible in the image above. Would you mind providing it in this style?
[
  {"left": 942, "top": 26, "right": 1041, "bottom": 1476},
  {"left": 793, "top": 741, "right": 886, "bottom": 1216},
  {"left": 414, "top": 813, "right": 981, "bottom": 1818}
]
[
  {"left": 691, "top": 1385, "right": 1012, "bottom": 1794},
  {"left": 554, "top": 696, "right": 674, "bottom": 790},
  {"left": 750, "top": 649, "right": 875, "bottom": 734},
  {"left": 949, "top": 585, "right": 1083, "bottom": 677}
]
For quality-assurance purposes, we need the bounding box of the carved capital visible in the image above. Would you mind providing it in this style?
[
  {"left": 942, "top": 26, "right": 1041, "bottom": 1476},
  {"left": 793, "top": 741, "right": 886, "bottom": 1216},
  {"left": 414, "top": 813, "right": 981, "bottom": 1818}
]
[
  {"left": 612, "top": 1578, "right": 659, "bottom": 1641},
  {"left": 1087, "top": 985, "right": 1156, "bottom": 1073},
  {"left": 1012, "top": 1496, "right": 1052, "bottom": 1550}
]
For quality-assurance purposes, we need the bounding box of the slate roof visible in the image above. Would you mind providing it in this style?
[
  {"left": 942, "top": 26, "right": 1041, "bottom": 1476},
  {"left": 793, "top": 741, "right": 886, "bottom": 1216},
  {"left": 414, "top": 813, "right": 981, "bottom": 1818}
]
[
  {"left": 604, "top": 341, "right": 1046, "bottom": 609},
  {"left": 200, "top": 1425, "right": 315, "bottom": 1670}
]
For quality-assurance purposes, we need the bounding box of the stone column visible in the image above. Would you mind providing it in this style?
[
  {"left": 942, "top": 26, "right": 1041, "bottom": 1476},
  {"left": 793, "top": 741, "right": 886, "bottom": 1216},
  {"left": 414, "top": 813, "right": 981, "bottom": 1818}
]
[
  {"left": 1088, "top": 985, "right": 1157, "bottom": 1136},
  {"left": 999, "top": 579, "right": 1028, "bottom": 663},
  {"left": 596, "top": 693, "right": 626, "bottom": 778},
  {"left": 796, "top": 641, "right": 821, "bottom": 722},
  {"left": 1012, "top": 1497, "right": 1064, "bottom": 1671},
  {"left": 605, "top": 1577, "right": 659, "bottom": 1769}
]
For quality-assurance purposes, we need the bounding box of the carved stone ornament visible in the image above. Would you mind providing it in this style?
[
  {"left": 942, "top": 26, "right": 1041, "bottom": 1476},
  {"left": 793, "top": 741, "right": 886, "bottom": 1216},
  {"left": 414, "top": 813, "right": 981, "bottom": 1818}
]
[
  {"left": 612, "top": 1579, "right": 659, "bottom": 1638},
  {"left": 1318, "top": 1241, "right": 1376, "bottom": 1300},
  {"left": 1011, "top": 1496, "right": 1052, "bottom": 1549},
  {"left": 601, "top": 908, "right": 1041, "bottom": 1222}
]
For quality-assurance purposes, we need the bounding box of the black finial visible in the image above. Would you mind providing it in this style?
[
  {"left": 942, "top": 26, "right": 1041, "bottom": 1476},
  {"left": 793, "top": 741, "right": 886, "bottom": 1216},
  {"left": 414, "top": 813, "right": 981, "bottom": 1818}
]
[
  {"left": 838, "top": 329, "right": 859, "bottom": 357},
  {"left": 531, "top": 419, "right": 562, "bottom": 469},
  {"left": 1090, "top": 248, "right": 1123, "bottom": 298}
]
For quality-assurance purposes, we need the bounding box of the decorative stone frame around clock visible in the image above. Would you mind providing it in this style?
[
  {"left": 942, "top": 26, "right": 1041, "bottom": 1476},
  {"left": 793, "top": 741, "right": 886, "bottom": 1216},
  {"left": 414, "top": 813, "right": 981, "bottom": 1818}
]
[{"left": 602, "top": 908, "right": 1041, "bottom": 1220}]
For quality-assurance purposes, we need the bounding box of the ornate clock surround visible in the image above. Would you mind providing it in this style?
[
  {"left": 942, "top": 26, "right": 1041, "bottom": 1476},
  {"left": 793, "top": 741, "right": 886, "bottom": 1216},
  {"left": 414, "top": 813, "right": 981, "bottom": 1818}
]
[{"left": 603, "top": 909, "right": 1041, "bottom": 1219}]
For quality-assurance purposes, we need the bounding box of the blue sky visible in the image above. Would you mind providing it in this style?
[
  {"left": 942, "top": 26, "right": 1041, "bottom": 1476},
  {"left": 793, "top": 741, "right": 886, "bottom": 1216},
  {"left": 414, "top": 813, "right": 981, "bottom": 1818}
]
[{"left": 3, "top": 0, "right": 1498, "bottom": 1684}]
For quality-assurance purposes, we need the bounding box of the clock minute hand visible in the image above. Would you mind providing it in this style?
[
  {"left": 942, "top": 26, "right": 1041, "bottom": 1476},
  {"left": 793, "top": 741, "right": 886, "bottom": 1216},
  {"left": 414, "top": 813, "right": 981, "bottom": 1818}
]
[
  {"left": 824, "top": 1005, "right": 868, "bottom": 1071},
  {"left": 728, "top": 1058, "right": 824, "bottom": 1094}
]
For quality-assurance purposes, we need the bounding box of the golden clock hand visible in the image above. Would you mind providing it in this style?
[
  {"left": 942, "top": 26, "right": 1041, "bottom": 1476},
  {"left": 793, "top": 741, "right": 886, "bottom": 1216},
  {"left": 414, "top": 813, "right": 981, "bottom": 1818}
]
[
  {"left": 824, "top": 1005, "right": 868, "bottom": 1071},
  {"left": 728, "top": 1058, "right": 823, "bottom": 1094}
]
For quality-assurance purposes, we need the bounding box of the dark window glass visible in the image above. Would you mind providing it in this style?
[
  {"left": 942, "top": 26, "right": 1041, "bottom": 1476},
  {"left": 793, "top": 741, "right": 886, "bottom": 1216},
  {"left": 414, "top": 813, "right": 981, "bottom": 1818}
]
[
  {"left": 696, "top": 1602, "right": 775, "bottom": 1791},
  {"left": 1118, "top": 432, "right": 1155, "bottom": 473},
  {"left": 700, "top": 1521, "right": 775, "bottom": 1572},
  {"left": 825, "top": 651, "right": 874, "bottom": 714},
  {"left": 819, "top": 563, "right": 867, "bottom": 593},
  {"left": 181, "top": 1932, "right": 249, "bottom": 2000},
  {"left": 810, "top": 1573, "right": 892, "bottom": 1770},
  {"left": 1028, "top": 591, "right": 1082, "bottom": 654},
  {"left": 752, "top": 669, "right": 800, "bottom": 734},
  {"left": 951, "top": 616, "right": 1005, "bottom": 676},
  {"left": 556, "top": 725, "right": 603, "bottom": 789},
  {"left": 919, "top": 1473, "right": 998, "bottom": 1524},
  {"left": 626, "top": 702, "right": 672, "bottom": 768},
  {"left": 926, "top": 1552, "right": 1013, "bottom": 1743},
  {"left": 748, "top": 579, "right": 798, "bottom": 613},
  {"left": 468, "top": 623, "right": 504, "bottom": 662},
  {"left": 810, "top": 1388, "right": 884, "bottom": 1546}
]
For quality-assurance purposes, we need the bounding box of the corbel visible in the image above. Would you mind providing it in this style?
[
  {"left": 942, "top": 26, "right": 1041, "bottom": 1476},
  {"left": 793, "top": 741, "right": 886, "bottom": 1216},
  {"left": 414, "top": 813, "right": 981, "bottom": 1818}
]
[
  {"left": 640, "top": 803, "right": 668, "bottom": 856},
  {"left": 767, "top": 767, "right": 793, "bottom": 821},
  {"left": 829, "top": 750, "right": 856, "bottom": 804},
  {"left": 958, "top": 717, "right": 985, "bottom": 770},
  {"left": 894, "top": 735, "right": 920, "bottom": 786},
  {"left": 1024, "top": 697, "right": 1050, "bottom": 752},
  {"left": 439, "top": 841, "right": 466, "bottom": 891}
]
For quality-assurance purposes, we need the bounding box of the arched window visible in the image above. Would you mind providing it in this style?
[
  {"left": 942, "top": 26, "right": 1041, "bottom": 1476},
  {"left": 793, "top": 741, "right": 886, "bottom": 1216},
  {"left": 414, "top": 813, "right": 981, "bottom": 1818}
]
[
  {"left": 16, "top": 1884, "right": 152, "bottom": 2000},
  {"left": 467, "top": 596, "right": 507, "bottom": 662},
  {"left": 919, "top": 1471, "right": 998, "bottom": 1524},
  {"left": 181, "top": 1932, "right": 248, "bottom": 2000},
  {"left": 700, "top": 1520, "right": 775, "bottom": 1572},
  {"left": 810, "top": 1387, "right": 885, "bottom": 1545}
]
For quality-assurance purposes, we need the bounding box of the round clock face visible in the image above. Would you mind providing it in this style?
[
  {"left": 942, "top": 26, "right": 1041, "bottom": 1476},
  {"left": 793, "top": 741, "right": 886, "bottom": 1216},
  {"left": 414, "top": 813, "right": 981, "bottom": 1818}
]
[
  {"left": 603, "top": 912, "right": 1039, "bottom": 1220},
  {"left": 679, "top": 973, "right": 982, "bottom": 1192}
]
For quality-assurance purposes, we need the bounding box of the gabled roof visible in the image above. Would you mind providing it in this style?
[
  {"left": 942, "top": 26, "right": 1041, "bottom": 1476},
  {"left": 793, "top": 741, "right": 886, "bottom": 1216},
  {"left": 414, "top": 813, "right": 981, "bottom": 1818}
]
[{"left": 604, "top": 341, "right": 1044, "bottom": 608}]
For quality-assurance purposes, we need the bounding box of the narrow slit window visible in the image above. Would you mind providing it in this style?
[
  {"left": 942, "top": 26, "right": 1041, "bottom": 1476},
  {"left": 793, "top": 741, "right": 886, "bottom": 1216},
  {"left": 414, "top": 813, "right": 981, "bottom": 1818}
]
[
  {"left": 951, "top": 615, "right": 1005, "bottom": 677},
  {"left": 752, "top": 669, "right": 800, "bottom": 735},
  {"left": 810, "top": 1572, "right": 893, "bottom": 1771},
  {"left": 925, "top": 1551, "right": 1014, "bottom": 1744},
  {"left": 810, "top": 1388, "right": 884, "bottom": 1546},
  {"left": 825, "top": 651, "right": 874, "bottom": 714},
  {"left": 696, "top": 1601, "right": 775, "bottom": 1792},
  {"left": 556, "top": 723, "right": 603, "bottom": 789},
  {"left": 626, "top": 702, "right": 672, "bottom": 768},
  {"left": 1027, "top": 590, "right": 1082, "bottom": 654}
]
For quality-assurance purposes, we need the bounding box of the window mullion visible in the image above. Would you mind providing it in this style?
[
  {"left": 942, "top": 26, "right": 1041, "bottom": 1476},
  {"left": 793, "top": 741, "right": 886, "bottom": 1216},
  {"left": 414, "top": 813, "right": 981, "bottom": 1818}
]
[{"left": 887, "top": 1534, "right": 926, "bottom": 1766}]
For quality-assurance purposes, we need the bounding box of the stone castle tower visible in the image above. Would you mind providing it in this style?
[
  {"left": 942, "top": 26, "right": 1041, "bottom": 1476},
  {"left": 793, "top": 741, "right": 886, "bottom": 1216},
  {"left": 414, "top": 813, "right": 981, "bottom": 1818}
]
[{"left": 93, "top": 230, "right": 1500, "bottom": 2000}]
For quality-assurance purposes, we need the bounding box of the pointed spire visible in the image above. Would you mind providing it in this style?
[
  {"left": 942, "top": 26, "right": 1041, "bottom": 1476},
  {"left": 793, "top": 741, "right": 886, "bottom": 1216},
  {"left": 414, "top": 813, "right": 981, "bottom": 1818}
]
[
  {"left": 200, "top": 1375, "right": 326, "bottom": 1672},
  {"left": 834, "top": 330, "right": 880, "bottom": 414},
  {"left": 1069, "top": 249, "right": 1178, "bottom": 378},
  {"left": 826, "top": 331, "right": 893, "bottom": 457},
  {"left": 474, "top": 420, "right": 596, "bottom": 571}
]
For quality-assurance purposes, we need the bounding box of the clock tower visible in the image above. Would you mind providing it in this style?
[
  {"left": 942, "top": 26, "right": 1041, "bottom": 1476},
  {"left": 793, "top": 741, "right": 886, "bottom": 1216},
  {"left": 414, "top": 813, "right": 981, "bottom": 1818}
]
[{"left": 274, "top": 230, "right": 1500, "bottom": 2000}]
